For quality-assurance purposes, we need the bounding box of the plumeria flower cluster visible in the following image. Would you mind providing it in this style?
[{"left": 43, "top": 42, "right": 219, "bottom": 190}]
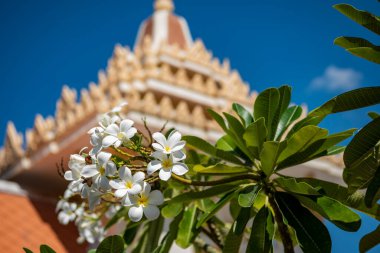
[{"left": 56, "top": 102, "right": 189, "bottom": 244}]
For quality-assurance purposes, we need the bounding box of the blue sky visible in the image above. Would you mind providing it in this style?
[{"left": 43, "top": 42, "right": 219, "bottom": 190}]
[{"left": 0, "top": 0, "right": 379, "bottom": 252}]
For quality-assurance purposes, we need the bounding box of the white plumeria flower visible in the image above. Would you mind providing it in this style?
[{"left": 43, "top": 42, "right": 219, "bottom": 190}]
[
  {"left": 81, "top": 152, "right": 116, "bottom": 190},
  {"left": 111, "top": 101, "right": 128, "bottom": 113},
  {"left": 110, "top": 166, "right": 145, "bottom": 202},
  {"left": 76, "top": 216, "right": 104, "bottom": 244},
  {"left": 64, "top": 154, "right": 86, "bottom": 181},
  {"left": 88, "top": 127, "right": 104, "bottom": 156},
  {"left": 147, "top": 151, "right": 188, "bottom": 181},
  {"left": 152, "top": 131, "right": 186, "bottom": 155},
  {"left": 125, "top": 182, "right": 164, "bottom": 222},
  {"left": 99, "top": 114, "right": 120, "bottom": 129},
  {"left": 81, "top": 184, "right": 103, "bottom": 210},
  {"left": 102, "top": 119, "right": 137, "bottom": 148},
  {"left": 57, "top": 202, "right": 77, "bottom": 225}
]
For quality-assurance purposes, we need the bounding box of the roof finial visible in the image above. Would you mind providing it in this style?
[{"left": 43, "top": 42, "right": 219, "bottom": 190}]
[{"left": 154, "top": 0, "right": 174, "bottom": 12}]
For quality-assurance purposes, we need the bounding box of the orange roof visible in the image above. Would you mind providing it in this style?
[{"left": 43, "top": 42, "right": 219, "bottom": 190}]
[{"left": 0, "top": 192, "right": 86, "bottom": 253}]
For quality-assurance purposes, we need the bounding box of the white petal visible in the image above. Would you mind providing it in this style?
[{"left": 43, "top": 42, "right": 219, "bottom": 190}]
[
  {"left": 132, "top": 171, "right": 145, "bottom": 182},
  {"left": 123, "top": 194, "right": 137, "bottom": 206},
  {"left": 128, "top": 184, "right": 142, "bottom": 195},
  {"left": 149, "top": 190, "right": 164, "bottom": 205},
  {"left": 172, "top": 151, "right": 186, "bottom": 160},
  {"left": 104, "top": 124, "right": 119, "bottom": 136},
  {"left": 120, "top": 119, "right": 134, "bottom": 132},
  {"left": 106, "top": 162, "right": 117, "bottom": 176},
  {"left": 97, "top": 152, "right": 112, "bottom": 166},
  {"left": 81, "top": 165, "right": 99, "bottom": 178},
  {"left": 89, "top": 144, "right": 102, "bottom": 156},
  {"left": 172, "top": 163, "right": 189, "bottom": 176},
  {"left": 159, "top": 169, "right": 172, "bottom": 181},
  {"left": 64, "top": 171, "right": 74, "bottom": 181},
  {"left": 114, "top": 188, "right": 128, "bottom": 198},
  {"left": 102, "top": 135, "right": 118, "bottom": 147},
  {"left": 119, "top": 166, "right": 132, "bottom": 180},
  {"left": 126, "top": 127, "right": 137, "bottom": 139},
  {"left": 152, "top": 151, "right": 166, "bottom": 160},
  {"left": 142, "top": 182, "right": 151, "bottom": 196},
  {"left": 171, "top": 141, "right": 186, "bottom": 152},
  {"left": 109, "top": 180, "right": 124, "bottom": 190},
  {"left": 147, "top": 161, "right": 162, "bottom": 175},
  {"left": 143, "top": 205, "right": 160, "bottom": 220},
  {"left": 129, "top": 206, "right": 144, "bottom": 222},
  {"left": 152, "top": 132, "right": 167, "bottom": 146},
  {"left": 152, "top": 143, "right": 164, "bottom": 152},
  {"left": 98, "top": 176, "right": 110, "bottom": 190},
  {"left": 167, "top": 131, "right": 181, "bottom": 146}
]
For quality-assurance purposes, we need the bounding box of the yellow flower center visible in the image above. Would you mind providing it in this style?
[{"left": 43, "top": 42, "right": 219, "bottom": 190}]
[
  {"left": 162, "top": 158, "right": 173, "bottom": 169},
  {"left": 137, "top": 195, "right": 149, "bottom": 207},
  {"left": 125, "top": 181, "right": 133, "bottom": 189},
  {"left": 99, "top": 166, "right": 105, "bottom": 175},
  {"left": 117, "top": 132, "right": 125, "bottom": 140},
  {"left": 164, "top": 146, "right": 171, "bottom": 152}
]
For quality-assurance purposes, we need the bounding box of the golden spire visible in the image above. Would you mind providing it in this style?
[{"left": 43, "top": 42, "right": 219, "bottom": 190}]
[{"left": 154, "top": 0, "right": 174, "bottom": 12}]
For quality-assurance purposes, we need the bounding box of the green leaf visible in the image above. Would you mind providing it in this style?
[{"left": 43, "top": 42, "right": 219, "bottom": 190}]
[
  {"left": 360, "top": 225, "right": 380, "bottom": 253},
  {"left": 233, "top": 207, "right": 252, "bottom": 235},
  {"left": 162, "top": 202, "right": 183, "bottom": 218},
  {"left": 278, "top": 125, "right": 328, "bottom": 163},
  {"left": 169, "top": 184, "right": 239, "bottom": 204},
  {"left": 343, "top": 117, "right": 380, "bottom": 192},
  {"left": 176, "top": 206, "right": 198, "bottom": 248},
  {"left": 368, "top": 112, "right": 380, "bottom": 120},
  {"left": 275, "top": 192, "right": 331, "bottom": 253},
  {"left": 295, "top": 195, "right": 361, "bottom": 232},
  {"left": 154, "top": 212, "right": 184, "bottom": 253},
  {"left": 23, "top": 248, "right": 34, "bottom": 253},
  {"left": 96, "top": 235, "right": 124, "bottom": 253},
  {"left": 238, "top": 185, "right": 261, "bottom": 208},
  {"left": 216, "top": 135, "right": 237, "bottom": 152},
  {"left": 270, "top": 85, "right": 291, "bottom": 139},
  {"left": 87, "top": 250, "right": 96, "bottom": 253},
  {"left": 254, "top": 88, "right": 280, "bottom": 137},
  {"left": 105, "top": 207, "right": 127, "bottom": 229},
  {"left": 207, "top": 109, "right": 228, "bottom": 131},
  {"left": 275, "top": 177, "right": 320, "bottom": 195},
  {"left": 233, "top": 103, "right": 253, "bottom": 127},
  {"left": 123, "top": 223, "right": 139, "bottom": 245},
  {"left": 275, "top": 105, "right": 303, "bottom": 141},
  {"left": 260, "top": 141, "right": 287, "bottom": 176},
  {"left": 334, "top": 37, "right": 380, "bottom": 64},
  {"left": 197, "top": 191, "right": 237, "bottom": 228},
  {"left": 243, "top": 117, "right": 267, "bottom": 152},
  {"left": 334, "top": 4, "right": 380, "bottom": 35},
  {"left": 365, "top": 166, "right": 380, "bottom": 207},
  {"left": 183, "top": 135, "right": 244, "bottom": 165},
  {"left": 193, "top": 163, "right": 249, "bottom": 175},
  {"left": 144, "top": 215, "right": 165, "bottom": 252},
  {"left": 295, "top": 178, "right": 380, "bottom": 220},
  {"left": 40, "top": 245, "right": 56, "bottom": 253},
  {"left": 223, "top": 221, "right": 243, "bottom": 253},
  {"left": 246, "top": 206, "right": 273, "bottom": 253}
]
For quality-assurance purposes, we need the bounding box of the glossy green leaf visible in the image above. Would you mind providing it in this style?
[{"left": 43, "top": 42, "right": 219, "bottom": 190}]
[
  {"left": 278, "top": 125, "right": 328, "bottom": 163},
  {"left": 23, "top": 248, "right": 34, "bottom": 253},
  {"left": 96, "top": 235, "right": 124, "bottom": 253},
  {"left": 275, "top": 192, "right": 331, "bottom": 253},
  {"left": 216, "top": 135, "right": 237, "bottom": 152},
  {"left": 344, "top": 117, "right": 380, "bottom": 192},
  {"left": 254, "top": 88, "right": 280, "bottom": 136},
  {"left": 233, "top": 103, "right": 253, "bottom": 127},
  {"left": 233, "top": 207, "right": 252, "bottom": 235},
  {"left": 176, "top": 206, "right": 198, "bottom": 248},
  {"left": 275, "top": 177, "right": 320, "bottom": 195},
  {"left": 154, "top": 212, "right": 184, "bottom": 253},
  {"left": 270, "top": 85, "right": 291, "bottom": 139},
  {"left": 40, "top": 245, "right": 56, "bottom": 253},
  {"left": 123, "top": 223, "right": 139, "bottom": 245},
  {"left": 296, "top": 195, "right": 361, "bottom": 232},
  {"left": 296, "top": 178, "right": 380, "bottom": 220},
  {"left": 145, "top": 216, "right": 165, "bottom": 252},
  {"left": 246, "top": 206, "right": 273, "bottom": 253},
  {"left": 193, "top": 163, "right": 249, "bottom": 175},
  {"left": 238, "top": 185, "right": 261, "bottom": 207},
  {"left": 368, "top": 112, "right": 380, "bottom": 120},
  {"left": 223, "top": 221, "right": 243, "bottom": 253},
  {"left": 162, "top": 202, "right": 183, "bottom": 218},
  {"left": 365, "top": 166, "right": 380, "bottom": 207},
  {"left": 207, "top": 109, "right": 228, "bottom": 131},
  {"left": 334, "top": 4, "right": 380, "bottom": 35},
  {"left": 183, "top": 135, "right": 244, "bottom": 165},
  {"left": 334, "top": 37, "right": 380, "bottom": 64},
  {"left": 360, "top": 225, "right": 380, "bottom": 253},
  {"left": 243, "top": 117, "right": 267, "bottom": 152},
  {"left": 170, "top": 184, "right": 239, "bottom": 204},
  {"left": 275, "top": 105, "right": 303, "bottom": 141},
  {"left": 197, "top": 191, "right": 237, "bottom": 228},
  {"left": 260, "top": 141, "right": 287, "bottom": 176}
]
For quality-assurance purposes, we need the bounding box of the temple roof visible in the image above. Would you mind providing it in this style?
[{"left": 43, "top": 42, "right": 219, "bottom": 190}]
[{"left": 135, "top": 0, "right": 193, "bottom": 50}]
